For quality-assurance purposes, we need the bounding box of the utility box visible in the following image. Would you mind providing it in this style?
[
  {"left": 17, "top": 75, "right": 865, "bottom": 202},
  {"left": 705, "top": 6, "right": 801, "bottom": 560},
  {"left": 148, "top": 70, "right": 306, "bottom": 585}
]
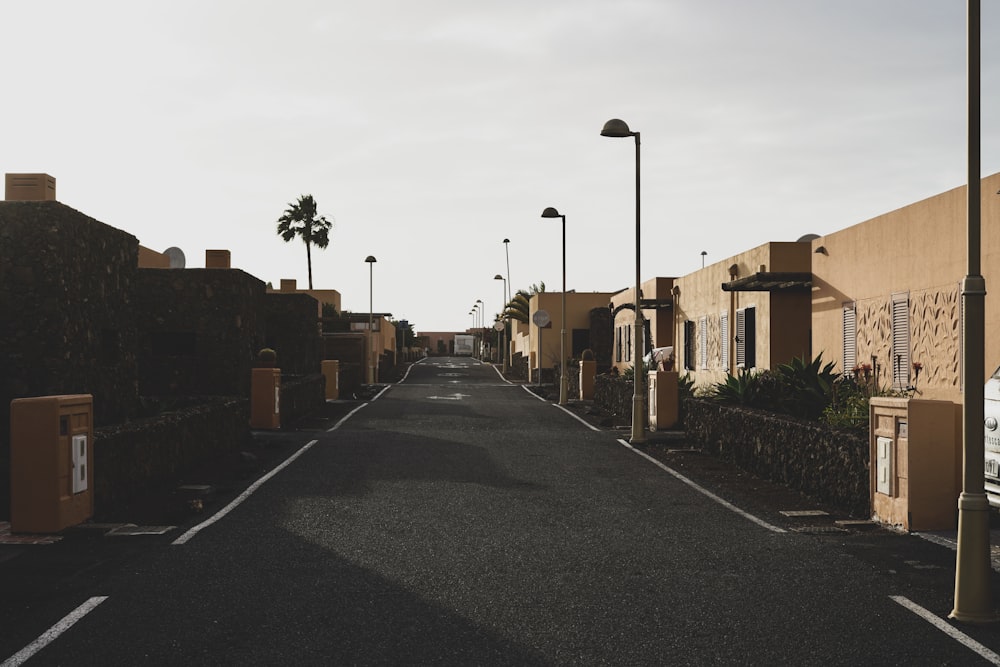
[
  {"left": 250, "top": 368, "right": 281, "bottom": 429},
  {"left": 869, "top": 397, "right": 957, "bottom": 531},
  {"left": 648, "top": 371, "right": 679, "bottom": 431},
  {"left": 10, "top": 394, "right": 94, "bottom": 533},
  {"left": 322, "top": 360, "right": 340, "bottom": 400}
]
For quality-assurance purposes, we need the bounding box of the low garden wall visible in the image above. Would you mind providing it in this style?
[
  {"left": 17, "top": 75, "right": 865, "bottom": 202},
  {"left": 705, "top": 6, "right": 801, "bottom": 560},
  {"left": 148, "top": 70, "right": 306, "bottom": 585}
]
[
  {"left": 279, "top": 373, "right": 325, "bottom": 425},
  {"left": 683, "top": 398, "right": 870, "bottom": 516},
  {"left": 94, "top": 397, "right": 249, "bottom": 514}
]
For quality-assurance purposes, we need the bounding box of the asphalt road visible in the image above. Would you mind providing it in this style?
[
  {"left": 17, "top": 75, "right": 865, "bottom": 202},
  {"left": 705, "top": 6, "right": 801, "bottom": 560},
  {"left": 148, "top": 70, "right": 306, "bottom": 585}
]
[{"left": 4, "top": 357, "right": 1000, "bottom": 665}]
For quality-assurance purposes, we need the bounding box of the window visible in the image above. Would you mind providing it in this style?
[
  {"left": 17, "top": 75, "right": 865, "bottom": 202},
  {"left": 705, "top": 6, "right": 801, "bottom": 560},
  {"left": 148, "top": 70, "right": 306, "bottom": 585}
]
[
  {"left": 842, "top": 302, "right": 856, "bottom": 373},
  {"left": 720, "top": 312, "right": 729, "bottom": 369},
  {"left": 699, "top": 316, "right": 708, "bottom": 369},
  {"left": 891, "top": 292, "right": 910, "bottom": 390},
  {"left": 684, "top": 320, "right": 696, "bottom": 371},
  {"left": 736, "top": 306, "right": 756, "bottom": 369},
  {"left": 625, "top": 324, "right": 632, "bottom": 362}
]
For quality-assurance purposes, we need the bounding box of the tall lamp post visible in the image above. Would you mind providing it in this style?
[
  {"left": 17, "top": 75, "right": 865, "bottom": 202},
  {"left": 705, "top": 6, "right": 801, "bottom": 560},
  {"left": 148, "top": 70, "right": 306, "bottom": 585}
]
[
  {"left": 951, "top": 0, "right": 995, "bottom": 623},
  {"left": 365, "top": 255, "right": 377, "bottom": 384},
  {"left": 602, "top": 118, "right": 645, "bottom": 443},
  {"left": 503, "top": 239, "right": 512, "bottom": 305},
  {"left": 476, "top": 299, "right": 484, "bottom": 358},
  {"left": 542, "top": 207, "right": 569, "bottom": 406},
  {"left": 471, "top": 304, "right": 479, "bottom": 358},
  {"left": 495, "top": 274, "right": 507, "bottom": 370}
]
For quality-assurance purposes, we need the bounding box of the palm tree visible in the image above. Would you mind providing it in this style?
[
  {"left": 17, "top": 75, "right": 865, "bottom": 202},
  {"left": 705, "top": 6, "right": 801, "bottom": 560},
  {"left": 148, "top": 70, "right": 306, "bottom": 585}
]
[
  {"left": 276, "top": 194, "right": 332, "bottom": 289},
  {"left": 503, "top": 290, "right": 531, "bottom": 323}
]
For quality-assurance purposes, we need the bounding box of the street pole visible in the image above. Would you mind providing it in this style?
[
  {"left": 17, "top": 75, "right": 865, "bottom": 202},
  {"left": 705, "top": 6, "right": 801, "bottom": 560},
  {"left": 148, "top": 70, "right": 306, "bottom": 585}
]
[
  {"left": 365, "top": 255, "right": 376, "bottom": 384},
  {"left": 951, "top": 0, "right": 995, "bottom": 623},
  {"left": 602, "top": 118, "right": 646, "bottom": 443}
]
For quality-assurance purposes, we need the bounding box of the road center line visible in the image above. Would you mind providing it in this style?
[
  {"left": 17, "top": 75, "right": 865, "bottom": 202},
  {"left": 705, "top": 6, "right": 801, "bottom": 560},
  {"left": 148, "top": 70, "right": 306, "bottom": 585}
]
[
  {"left": 617, "top": 438, "right": 787, "bottom": 534},
  {"left": 890, "top": 596, "right": 1000, "bottom": 665},
  {"left": 2, "top": 596, "right": 108, "bottom": 667}
]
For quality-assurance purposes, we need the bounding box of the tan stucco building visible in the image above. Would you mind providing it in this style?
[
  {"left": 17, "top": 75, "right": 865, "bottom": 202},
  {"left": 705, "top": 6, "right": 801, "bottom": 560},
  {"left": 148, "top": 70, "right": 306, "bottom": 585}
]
[
  {"left": 609, "top": 277, "right": 675, "bottom": 375},
  {"left": 519, "top": 291, "right": 616, "bottom": 380},
  {"left": 671, "top": 242, "right": 812, "bottom": 390}
]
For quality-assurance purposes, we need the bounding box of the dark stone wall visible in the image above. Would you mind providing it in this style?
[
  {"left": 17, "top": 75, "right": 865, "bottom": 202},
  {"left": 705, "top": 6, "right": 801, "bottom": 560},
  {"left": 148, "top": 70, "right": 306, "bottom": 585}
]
[
  {"left": 279, "top": 373, "right": 325, "bottom": 426},
  {"left": 1, "top": 202, "right": 140, "bottom": 518},
  {"left": 589, "top": 307, "right": 614, "bottom": 372},
  {"left": 263, "top": 293, "right": 321, "bottom": 376},
  {"left": 683, "top": 399, "right": 870, "bottom": 516},
  {"left": 135, "top": 269, "right": 266, "bottom": 397},
  {"left": 0, "top": 201, "right": 140, "bottom": 426},
  {"left": 94, "top": 397, "right": 249, "bottom": 515},
  {"left": 323, "top": 334, "right": 365, "bottom": 396}
]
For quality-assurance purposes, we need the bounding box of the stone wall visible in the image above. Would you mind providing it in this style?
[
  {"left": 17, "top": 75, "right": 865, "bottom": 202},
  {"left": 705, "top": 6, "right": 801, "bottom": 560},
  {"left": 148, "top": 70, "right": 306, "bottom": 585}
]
[
  {"left": 0, "top": 201, "right": 140, "bottom": 518},
  {"left": 683, "top": 399, "right": 870, "bottom": 516},
  {"left": 264, "top": 292, "right": 321, "bottom": 376},
  {"left": 135, "top": 268, "right": 266, "bottom": 397},
  {"left": 588, "top": 307, "right": 614, "bottom": 373},
  {"left": 94, "top": 397, "right": 249, "bottom": 514},
  {"left": 279, "top": 373, "right": 325, "bottom": 425}
]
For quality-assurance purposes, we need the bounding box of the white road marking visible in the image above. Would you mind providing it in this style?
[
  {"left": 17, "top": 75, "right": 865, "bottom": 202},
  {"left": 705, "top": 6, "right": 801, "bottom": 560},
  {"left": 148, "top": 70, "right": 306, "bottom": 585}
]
[
  {"left": 617, "top": 439, "right": 787, "bottom": 534},
  {"left": 2, "top": 596, "right": 108, "bottom": 667},
  {"left": 489, "top": 364, "right": 514, "bottom": 384},
  {"left": 522, "top": 385, "right": 548, "bottom": 402},
  {"left": 890, "top": 596, "right": 1000, "bottom": 665},
  {"left": 553, "top": 403, "right": 601, "bottom": 431},
  {"left": 174, "top": 383, "right": 392, "bottom": 545},
  {"left": 428, "top": 393, "right": 471, "bottom": 400},
  {"left": 172, "top": 439, "right": 320, "bottom": 545}
]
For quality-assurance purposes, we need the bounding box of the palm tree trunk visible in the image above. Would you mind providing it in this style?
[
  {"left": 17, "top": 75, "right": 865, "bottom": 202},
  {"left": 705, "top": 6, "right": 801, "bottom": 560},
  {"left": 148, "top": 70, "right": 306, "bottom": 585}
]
[{"left": 306, "top": 240, "right": 313, "bottom": 289}]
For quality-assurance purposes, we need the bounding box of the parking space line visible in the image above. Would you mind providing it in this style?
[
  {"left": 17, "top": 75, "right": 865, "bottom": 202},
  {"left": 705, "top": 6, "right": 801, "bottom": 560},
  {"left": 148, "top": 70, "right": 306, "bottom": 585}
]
[
  {"left": 890, "top": 596, "right": 1000, "bottom": 665},
  {"left": 2, "top": 596, "right": 108, "bottom": 667},
  {"left": 618, "top": 439, "right": 787, "bottom": 534}
]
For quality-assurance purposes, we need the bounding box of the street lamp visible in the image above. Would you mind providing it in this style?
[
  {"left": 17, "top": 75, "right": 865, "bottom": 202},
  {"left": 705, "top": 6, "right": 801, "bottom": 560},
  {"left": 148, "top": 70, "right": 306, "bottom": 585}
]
[
  {"left": 365, "top": 255, "right": 377, "bottom": 384},
  {"left": 495, "top": 274, "right": 507, "bottom": 371},
  {"left": 951, "top": 0, "right": 995, "bottom": 623},
  {"left": 476, "top": 299, "right": 483, "bottom": 358},
  {"left": 542, "top": 207, "right": 569, "bottom": 406},
  {"left": 472, "top": 303, "right": 481, "bottom": 359},
  {"left": 503, "top": 238, "right": 512, "bottom": 306},
  {"left": 602, "top": 118, "right": 646, "bottom": 443}
]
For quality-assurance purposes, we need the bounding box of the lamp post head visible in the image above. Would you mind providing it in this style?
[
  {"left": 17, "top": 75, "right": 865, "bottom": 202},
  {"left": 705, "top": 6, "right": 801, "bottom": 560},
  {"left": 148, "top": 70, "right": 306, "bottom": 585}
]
[
  {"left": 601, "top": 118, "right": 635, "bottom": 138},
  {"left": 503, "top": 238, "right": 510, "bottom": 245},
  {"left": 494, "top": 274, "right": 504, "bottom": 281},
  {"left": 541, "top": 207, "right": 563, "bottom": 219},
  {"left": 365, "top": 255, "right": 377, "bottom": 263}
]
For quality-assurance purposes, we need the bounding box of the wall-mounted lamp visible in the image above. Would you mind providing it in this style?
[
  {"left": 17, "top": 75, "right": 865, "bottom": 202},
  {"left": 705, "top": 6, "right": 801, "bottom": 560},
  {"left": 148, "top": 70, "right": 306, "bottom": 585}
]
[
  {"left": 815, "top": 246, "right": 828, "bottom": 255},
  {"left": 728, "top": 264, "right": 739, "bottom": 280}
]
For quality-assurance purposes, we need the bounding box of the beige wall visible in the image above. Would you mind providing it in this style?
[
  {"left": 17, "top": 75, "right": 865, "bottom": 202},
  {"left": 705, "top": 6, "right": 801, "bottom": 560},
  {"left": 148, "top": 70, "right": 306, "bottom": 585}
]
[
  {"left": 609, "top": 277, "right": 675, "bottom": 374},
  {"left": 811, "top": 172, "right": 1000, "bottom": 402},
  {"left": 269, "top": 278, "right": 342, "bottom": 316},
  {"left": 527, "top": 292, "right": 615, "bottom": 375},
  {"left": 138, "top": 245, "right": 170, "bottom": 268},
  {"left": 671, "top": 242, "right": 811, "bottom": 390}
]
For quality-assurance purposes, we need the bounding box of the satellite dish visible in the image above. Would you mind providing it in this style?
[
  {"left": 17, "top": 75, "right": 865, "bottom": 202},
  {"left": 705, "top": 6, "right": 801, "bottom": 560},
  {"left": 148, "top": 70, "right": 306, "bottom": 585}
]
[
  {"left": 164, "top": 247, "right": 186, "bottom": 269},
  {"left": 532, "top": 310, "right": 551, "bottom": 327},
  {"left": 796, "top": 233, "right": 820, "bottom": 243}
]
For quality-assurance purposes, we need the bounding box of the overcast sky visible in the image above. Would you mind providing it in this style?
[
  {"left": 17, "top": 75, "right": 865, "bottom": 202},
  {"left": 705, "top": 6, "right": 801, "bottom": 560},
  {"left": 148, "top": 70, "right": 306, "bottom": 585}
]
[{"left": 5, "top": 1, "right": 999, "bottom": 332}]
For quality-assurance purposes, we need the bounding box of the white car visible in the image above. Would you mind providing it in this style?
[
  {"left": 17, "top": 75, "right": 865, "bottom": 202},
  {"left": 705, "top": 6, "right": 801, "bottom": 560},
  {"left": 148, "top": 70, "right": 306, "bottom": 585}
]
[{"left": 984, "top": 367, "right": 1000, "bottom": 506}]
